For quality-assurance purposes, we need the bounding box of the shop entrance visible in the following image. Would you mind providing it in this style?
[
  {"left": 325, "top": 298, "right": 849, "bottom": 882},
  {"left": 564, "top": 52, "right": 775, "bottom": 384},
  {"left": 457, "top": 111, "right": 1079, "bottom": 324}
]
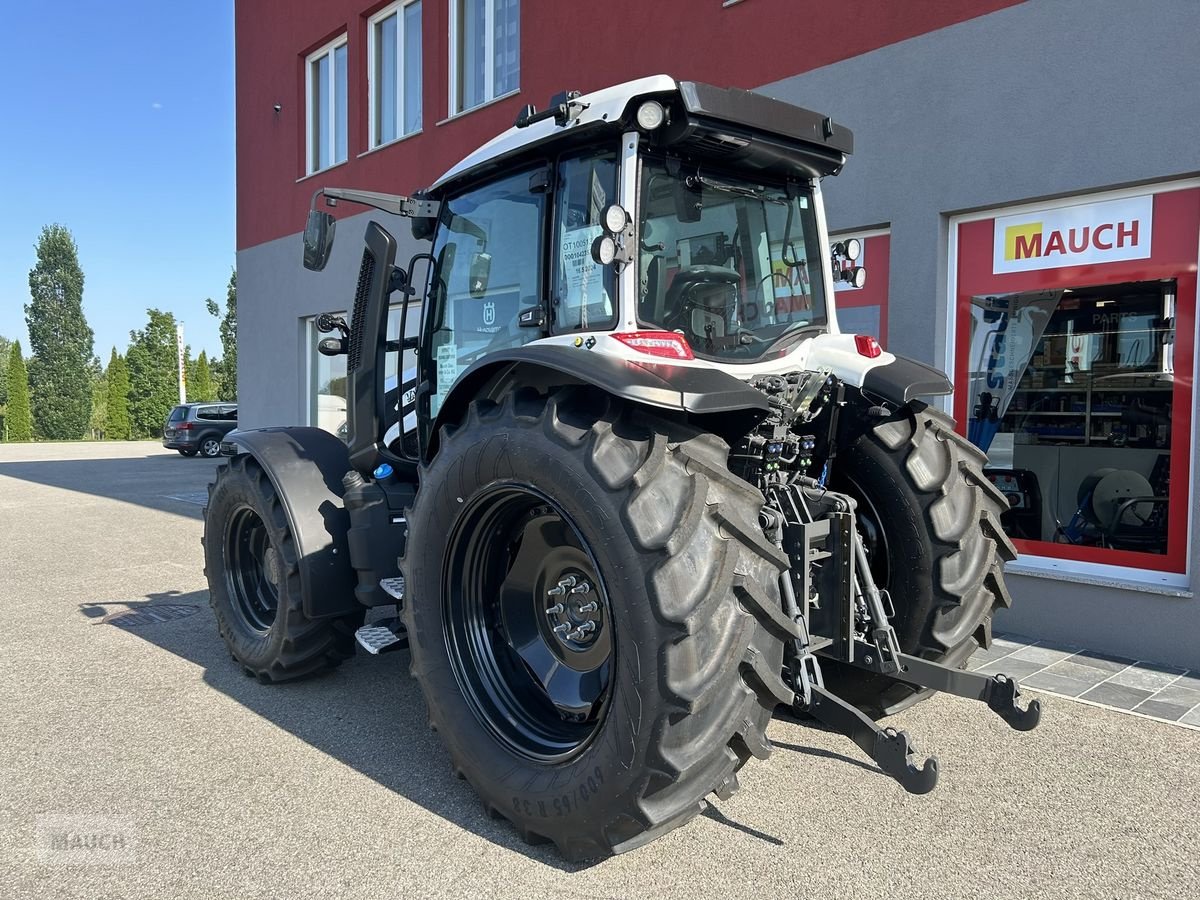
[{"left": 952, "top": 185, "right": 1197, "bottom": 576}]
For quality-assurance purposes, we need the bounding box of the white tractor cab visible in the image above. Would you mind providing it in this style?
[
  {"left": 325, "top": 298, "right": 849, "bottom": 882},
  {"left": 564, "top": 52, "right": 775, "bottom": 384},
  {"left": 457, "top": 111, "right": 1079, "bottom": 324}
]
[{"left": 205, "top": 77, "right": 1038, "bottom": 861}]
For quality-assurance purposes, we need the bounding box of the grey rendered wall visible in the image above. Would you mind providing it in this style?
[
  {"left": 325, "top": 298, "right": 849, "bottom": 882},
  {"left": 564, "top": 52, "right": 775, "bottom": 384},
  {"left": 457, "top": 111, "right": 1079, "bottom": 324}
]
[
  {"left": 760, "top": 0, "right": 1200, "bottom": 667},
  {"left": 236, "top": 211, "right": 424, "bottom": 429}
]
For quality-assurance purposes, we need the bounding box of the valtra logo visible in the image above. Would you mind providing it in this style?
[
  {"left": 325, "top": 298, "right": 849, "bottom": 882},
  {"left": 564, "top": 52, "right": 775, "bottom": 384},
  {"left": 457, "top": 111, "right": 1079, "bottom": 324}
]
[{"left": 992, "top": 195, "right": 1152, "bottom": 274}]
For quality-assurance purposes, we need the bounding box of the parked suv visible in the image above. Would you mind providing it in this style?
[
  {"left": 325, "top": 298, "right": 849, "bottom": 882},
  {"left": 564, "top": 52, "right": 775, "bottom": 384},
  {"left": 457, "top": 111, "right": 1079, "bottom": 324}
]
[{"left": 162, "top": 402, "right": 238, "bottom": 458}]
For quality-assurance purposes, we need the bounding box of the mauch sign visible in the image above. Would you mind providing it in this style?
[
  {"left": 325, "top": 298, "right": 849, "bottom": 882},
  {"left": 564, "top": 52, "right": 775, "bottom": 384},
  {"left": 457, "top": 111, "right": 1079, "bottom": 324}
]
[{"left": 992, "top": 195, "right": 1152, "bottom": 274}]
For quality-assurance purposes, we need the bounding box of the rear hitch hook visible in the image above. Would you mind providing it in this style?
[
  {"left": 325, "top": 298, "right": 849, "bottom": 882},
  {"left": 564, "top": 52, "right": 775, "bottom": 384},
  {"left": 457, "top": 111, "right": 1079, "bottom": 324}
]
[{"left": 987, "top": 674, "right": 1042, "bottom": 732}]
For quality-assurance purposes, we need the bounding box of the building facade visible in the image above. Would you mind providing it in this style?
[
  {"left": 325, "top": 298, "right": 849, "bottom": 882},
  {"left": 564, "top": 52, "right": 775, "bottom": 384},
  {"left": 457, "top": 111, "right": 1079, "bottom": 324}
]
[{"left": 234, "top": 0, "right": 1200, "bottom": 667}]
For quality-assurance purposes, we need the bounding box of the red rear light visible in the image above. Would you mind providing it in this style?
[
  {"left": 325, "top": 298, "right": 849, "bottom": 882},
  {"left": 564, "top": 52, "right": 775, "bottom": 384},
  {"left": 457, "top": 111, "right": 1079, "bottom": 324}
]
[
  {"left": 854, "top": 334, "right": 882, "bottom": 358},
  {"left": 611, "top": 331, "right": 694, "bottom": 361},
  {"left": 177, "top": 422, "right": 194, "bottom": 431}
]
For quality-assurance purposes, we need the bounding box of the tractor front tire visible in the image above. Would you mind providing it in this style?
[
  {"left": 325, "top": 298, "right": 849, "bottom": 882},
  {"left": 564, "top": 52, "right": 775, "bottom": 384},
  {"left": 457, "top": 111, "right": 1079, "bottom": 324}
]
[
  {"left": 403, "top": 387, "right": 790, "bottom": 861},
  {"left": 826, "top": 404, "right": 1018, "bottom": 716},
  {"left": 203, "top": 455, "right": 362, "bottom": 682}
]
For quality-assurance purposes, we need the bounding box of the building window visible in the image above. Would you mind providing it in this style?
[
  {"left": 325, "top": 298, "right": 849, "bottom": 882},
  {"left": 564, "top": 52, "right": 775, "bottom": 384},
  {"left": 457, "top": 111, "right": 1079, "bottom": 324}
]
[
  {"left": 306, "top": 36, "right": 349, "bottom": 174},
  {"left": 450, "top": 0, "right": 519, "bottom": 115},
  {"left": 369, "top": 1, "right": 422, "bottom": 147},
  {"left": 831, "top": 229, "right": 890, "bottom": 342},
  {"left": 951, "top": 185, "right": 1198, "bottom": 580}
]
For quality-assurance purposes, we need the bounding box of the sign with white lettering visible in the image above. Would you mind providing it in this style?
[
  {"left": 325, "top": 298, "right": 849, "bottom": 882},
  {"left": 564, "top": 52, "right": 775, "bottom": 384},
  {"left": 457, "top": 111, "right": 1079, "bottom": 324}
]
[{"left": 992, "top": 195, "right": 1152, "bottom": 274}]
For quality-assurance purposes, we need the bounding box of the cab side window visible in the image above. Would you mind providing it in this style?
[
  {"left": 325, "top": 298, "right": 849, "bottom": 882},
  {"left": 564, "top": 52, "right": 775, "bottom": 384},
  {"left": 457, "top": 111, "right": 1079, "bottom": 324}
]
[
  {"left": 552, "top": 152, "right": 617, "bottom": 333},
  {"left": 427, "top": 168, "right": 546, "bottom": 417}
]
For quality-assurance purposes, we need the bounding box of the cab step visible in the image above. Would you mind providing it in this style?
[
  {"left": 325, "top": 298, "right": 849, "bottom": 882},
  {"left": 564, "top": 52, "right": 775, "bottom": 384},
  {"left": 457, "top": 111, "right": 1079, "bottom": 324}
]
[
  {"left": 380, "top": 576, "right": 406, "bottom": 602},
  {"left": 354, "top": 617, "right": 408, "bottom": 655}
]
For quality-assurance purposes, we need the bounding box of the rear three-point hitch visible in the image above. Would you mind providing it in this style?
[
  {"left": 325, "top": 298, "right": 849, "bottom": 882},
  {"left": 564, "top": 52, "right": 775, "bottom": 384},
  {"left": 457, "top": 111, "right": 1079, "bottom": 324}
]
[{"left": 765, "top": 480, "right": 1041, "bottom": 794}]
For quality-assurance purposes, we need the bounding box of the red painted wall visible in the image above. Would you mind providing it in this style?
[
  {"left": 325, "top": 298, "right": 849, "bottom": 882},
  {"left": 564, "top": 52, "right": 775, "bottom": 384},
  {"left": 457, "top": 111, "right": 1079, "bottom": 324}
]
[{"left": 235, "top": 0, "right": 1024, "bottom": 250}]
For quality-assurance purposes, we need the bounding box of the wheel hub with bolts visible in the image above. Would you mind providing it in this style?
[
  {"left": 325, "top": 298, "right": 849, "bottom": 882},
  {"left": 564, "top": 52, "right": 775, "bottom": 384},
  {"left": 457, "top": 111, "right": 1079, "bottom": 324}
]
[{"left": 545, "top": 573, "right": 602, "bottom": 647}]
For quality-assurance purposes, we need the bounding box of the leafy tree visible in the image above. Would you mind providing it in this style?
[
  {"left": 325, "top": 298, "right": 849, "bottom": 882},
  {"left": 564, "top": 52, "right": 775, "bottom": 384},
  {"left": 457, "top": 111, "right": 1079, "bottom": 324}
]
[
  {"left": 206, "top": 269, "right": 237, "bottom": 401},
  {"left": 87, "top": 356, "right": 105, "bottom": 439},
  {"left": 5, "top": 341, "right": 33, "bottom": 442},
  {"left": 26, "top": 224, "right": 95, "bottom": 439},
  {"left": 126, "top": 309, "right": 180, "bottom": 438},
  {"left": 0, "top": 334, "right": 11, "bottom": 407},
  {"left": 189, "top": 350, "right": 217, "bottom": 402},
  {"left": 105, "top": 348, "right": 131, "bottom": 440}
]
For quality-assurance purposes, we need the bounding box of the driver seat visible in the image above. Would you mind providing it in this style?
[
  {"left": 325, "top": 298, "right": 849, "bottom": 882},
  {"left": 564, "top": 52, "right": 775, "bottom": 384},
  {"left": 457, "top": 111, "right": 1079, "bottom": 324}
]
[{"left": 662, "top": 266, "right": 741, "bottom": 350}]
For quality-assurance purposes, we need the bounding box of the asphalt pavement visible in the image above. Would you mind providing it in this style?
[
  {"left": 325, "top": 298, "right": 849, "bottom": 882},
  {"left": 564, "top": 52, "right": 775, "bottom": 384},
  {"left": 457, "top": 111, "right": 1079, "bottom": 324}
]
[{"left": 0, "top": 441, "right": 1197, "bottom": 899}]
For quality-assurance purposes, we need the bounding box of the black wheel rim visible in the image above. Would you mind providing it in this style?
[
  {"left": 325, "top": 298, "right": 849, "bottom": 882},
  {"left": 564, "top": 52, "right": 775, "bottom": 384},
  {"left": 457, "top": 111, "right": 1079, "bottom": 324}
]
[
  {"left": 225, "top": 506, "right": 280, "bottom": 632},
  {"left": 444, "top": 485, "right": 614, "bottom": 763}
]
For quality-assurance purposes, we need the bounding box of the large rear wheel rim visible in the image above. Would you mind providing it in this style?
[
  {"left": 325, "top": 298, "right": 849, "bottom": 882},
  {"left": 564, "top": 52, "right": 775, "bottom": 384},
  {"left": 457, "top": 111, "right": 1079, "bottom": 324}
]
[
  {"left": 444, "top": 484, "right": 614, "bottom": 763},
  {"left": 225, "top": 505, "right": 280, "bottom": 633}
]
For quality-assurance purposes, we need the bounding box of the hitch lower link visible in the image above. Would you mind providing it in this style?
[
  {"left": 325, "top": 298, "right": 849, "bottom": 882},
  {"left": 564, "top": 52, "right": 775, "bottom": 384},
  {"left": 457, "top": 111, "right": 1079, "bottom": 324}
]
[
  {"left": 783, "top": 495, "right": 1040, "bottom": 795},
  {"left": 794, "top": 648, "right": 1042, "bottom": 795}
]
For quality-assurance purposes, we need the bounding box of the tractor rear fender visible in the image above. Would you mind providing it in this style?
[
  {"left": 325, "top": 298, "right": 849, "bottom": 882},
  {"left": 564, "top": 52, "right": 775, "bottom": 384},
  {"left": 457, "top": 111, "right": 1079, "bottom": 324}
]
[
  {"left": 427, "top": 343, "right": 771, "bottom": 455},
  {"left": 804, "top": 333, "right": 953, "bottom": 406},
  {"left": 220, "top": 426, "right": 359, "bottom": 619}
]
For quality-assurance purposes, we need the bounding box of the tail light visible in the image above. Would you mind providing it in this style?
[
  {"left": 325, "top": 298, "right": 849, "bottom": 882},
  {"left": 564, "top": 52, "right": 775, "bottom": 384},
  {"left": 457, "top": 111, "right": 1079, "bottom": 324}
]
[
  {"left": 177, "top": 422, "right": 194, "bottom": 431},
  {"left": 610, "top": 331, "right": 694, "bottom": 361},
  {"left": 854, "top": 334, "right": 883, "bottom": 358}
]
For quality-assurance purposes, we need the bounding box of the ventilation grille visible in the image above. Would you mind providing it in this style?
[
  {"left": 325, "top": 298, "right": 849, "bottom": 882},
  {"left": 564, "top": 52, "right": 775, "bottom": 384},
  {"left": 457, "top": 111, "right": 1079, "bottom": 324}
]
[{"left": 348, "top": 249, "right": 375, "bottom": 372}]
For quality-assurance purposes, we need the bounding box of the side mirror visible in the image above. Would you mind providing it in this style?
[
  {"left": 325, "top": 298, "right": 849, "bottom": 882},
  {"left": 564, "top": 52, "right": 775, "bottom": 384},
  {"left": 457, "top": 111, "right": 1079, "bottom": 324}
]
[
  {"left": 469, "top": 251, "right": 492, "bottom": 299},
  {"left": 303, "top": 210, "right": 337, "bottom": 271}
]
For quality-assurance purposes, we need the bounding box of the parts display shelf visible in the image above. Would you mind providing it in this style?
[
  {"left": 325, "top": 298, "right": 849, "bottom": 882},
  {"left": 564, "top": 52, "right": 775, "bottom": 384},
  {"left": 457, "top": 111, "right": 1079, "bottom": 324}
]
[{"left": 1004, "top": 379, "right": 1172, "bottom": 448}]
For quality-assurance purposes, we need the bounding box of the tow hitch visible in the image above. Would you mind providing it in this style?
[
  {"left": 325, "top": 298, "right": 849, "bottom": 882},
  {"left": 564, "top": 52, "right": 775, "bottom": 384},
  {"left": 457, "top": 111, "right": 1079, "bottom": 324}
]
[{"left": 768, "top": 480, "right": 1041, "bottom": 794}]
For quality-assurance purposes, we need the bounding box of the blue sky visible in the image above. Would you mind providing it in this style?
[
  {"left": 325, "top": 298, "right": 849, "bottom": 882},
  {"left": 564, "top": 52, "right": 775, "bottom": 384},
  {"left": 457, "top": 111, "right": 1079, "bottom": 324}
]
[{"left": 0, "top": 1, "right": 234, "bottom": 361}]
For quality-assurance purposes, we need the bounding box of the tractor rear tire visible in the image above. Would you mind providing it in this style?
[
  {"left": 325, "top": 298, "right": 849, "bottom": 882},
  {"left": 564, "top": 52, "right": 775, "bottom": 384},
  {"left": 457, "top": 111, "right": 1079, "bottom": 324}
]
[
  {"left": 402, "top": 387, "right": 790, "bottom": 861},
  {"left": 203, "top": 455, "right": 362, "bottom": 682},
  {"left": 826, "top": 404, "right": 1017, "bottom": 716}
]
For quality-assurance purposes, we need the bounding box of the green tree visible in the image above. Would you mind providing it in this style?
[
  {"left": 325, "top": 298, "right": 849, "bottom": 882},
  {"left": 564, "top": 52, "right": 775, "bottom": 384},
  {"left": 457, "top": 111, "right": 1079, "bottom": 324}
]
[
  {"left": 0, "top": 334, "right": 11, "bottom": 408},
  {"left": 105, "top": 348, "right": 131, "bottom": 440},
  {"left": 26, "top": 224, "right": 95, "bottom": 439},
  {"left": 5, "top": 341, "right": 33, "bottom": 442},
  {"left": 189, "top": 350, "right": 217, "bottom": 402},
  {"left": 126, "top": 309, "right": 180, "bottom": 438},
  {"left": 206, "top": 269, "right": 237, "bottom": 401},
  {"left": 87, "top": 356, "right": 105, "bottom": 439}
]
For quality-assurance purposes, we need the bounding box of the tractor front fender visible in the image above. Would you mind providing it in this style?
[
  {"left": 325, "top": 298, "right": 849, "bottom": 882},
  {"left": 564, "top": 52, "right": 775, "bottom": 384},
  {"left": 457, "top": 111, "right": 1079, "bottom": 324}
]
[
  {"left": 220, "top": 427, "right": 358, "bottom": 619},
  {"left": 429, "top": 344, "right": 770, "bottom": 453}
]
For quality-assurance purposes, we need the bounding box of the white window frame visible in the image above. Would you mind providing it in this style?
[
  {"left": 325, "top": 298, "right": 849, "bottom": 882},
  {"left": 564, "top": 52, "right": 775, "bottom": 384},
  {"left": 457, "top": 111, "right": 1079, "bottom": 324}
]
[
  {"left": 368, "top": 0, "right": 422, "bottom": 149},
  {"left": 448, "top": 0, "right": 519, "bottom": 116},
  {"left": 305, "top": 34, "right": 349, "bottom": 175}
]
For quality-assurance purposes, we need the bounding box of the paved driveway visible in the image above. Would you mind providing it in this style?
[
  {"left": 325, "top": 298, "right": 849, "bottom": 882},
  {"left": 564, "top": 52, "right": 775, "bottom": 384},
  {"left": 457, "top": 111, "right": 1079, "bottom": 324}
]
[{"left": 1, "top": 442, "right": 1197, "bottom": 899}]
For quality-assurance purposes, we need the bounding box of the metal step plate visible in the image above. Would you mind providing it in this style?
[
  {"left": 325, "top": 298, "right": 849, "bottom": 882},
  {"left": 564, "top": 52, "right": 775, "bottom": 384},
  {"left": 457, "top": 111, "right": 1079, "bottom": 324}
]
[
  {"left": 355, "top": 623, "right": 408, "bottom": 655},
  {"left": 380, "top": 576, "right": 406, "bottom": 602}
]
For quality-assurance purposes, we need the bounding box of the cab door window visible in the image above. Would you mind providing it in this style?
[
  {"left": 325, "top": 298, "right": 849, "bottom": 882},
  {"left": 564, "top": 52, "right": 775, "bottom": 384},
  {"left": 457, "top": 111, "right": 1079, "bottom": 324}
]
[
  {"left": 426, "top": 168, "right": 546, "bottom": 416},
  {"left": 551, "top": 151, "right": 618, "bottom": 332}
]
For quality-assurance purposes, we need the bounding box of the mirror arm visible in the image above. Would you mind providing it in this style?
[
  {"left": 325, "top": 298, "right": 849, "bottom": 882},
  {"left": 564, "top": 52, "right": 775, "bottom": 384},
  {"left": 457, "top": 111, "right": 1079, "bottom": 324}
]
[{"left": 315, "top": 187, "right": 441, "bottom": 219}]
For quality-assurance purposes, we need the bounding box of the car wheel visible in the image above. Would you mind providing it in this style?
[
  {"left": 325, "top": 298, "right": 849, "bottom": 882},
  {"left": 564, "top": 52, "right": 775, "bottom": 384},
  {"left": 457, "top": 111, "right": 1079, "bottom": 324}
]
[{"left": 200, "top": 436, "right": 222, "bottom": 458}]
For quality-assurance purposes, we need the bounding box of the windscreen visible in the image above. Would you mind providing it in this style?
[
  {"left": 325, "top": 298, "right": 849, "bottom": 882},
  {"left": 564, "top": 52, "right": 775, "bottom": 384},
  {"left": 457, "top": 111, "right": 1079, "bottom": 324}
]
[{"left": 638, "top": 156, "right": 826, "bottom": 361}]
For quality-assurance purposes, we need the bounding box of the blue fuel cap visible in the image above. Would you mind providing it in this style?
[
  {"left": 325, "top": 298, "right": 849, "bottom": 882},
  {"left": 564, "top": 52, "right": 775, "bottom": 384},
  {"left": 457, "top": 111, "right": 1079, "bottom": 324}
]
[{"left": 373, "top": 463, "right": 393, "bottom": 480}]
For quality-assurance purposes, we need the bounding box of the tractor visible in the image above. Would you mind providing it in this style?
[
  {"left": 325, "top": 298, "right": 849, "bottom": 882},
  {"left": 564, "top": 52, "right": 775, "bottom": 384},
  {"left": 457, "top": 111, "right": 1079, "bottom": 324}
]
[{"left": 203, "top": 76, "right": 1040, "bottom": 861}]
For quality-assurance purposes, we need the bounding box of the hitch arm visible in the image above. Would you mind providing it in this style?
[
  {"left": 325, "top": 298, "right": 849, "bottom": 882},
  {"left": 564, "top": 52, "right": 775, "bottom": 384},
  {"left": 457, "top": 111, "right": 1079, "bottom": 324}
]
[
  {"left": 823, "top": 634, "right": 1042, "bottom": 731},
  {"left": 805, "top": 685, "right": 939, "bottom": 794},
  {"left": 878, "top": 648, "right": 1042, "bottom": 731}
]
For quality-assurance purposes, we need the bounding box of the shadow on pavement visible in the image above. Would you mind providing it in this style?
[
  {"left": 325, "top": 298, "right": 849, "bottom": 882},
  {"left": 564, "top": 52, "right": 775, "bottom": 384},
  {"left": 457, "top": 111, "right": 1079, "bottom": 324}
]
[
  {"left": 81, "top": 591, "right": 597, "bottom": 870},
  {"left": 0, "top": 455, "right": 220, "bottom": 520},
  {"left": 82, "top": 589, "right": 855, "bottom": 868}
]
